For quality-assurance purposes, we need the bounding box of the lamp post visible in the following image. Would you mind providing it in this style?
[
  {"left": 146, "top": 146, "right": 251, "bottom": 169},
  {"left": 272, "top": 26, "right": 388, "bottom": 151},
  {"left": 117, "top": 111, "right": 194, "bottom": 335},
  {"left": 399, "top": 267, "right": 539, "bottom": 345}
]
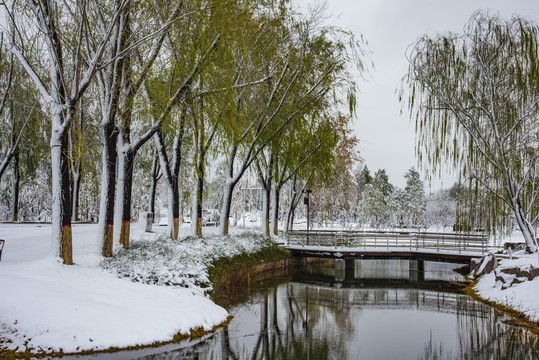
[{"left": 303, "top": 189, "right": 312, "bottom": 244}]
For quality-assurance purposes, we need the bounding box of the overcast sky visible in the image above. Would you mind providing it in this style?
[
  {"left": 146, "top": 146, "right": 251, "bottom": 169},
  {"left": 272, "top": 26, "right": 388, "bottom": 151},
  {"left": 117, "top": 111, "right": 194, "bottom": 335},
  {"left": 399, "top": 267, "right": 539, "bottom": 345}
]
[{"left": 313, "top": 0, "right": 539, "bottom": 190}]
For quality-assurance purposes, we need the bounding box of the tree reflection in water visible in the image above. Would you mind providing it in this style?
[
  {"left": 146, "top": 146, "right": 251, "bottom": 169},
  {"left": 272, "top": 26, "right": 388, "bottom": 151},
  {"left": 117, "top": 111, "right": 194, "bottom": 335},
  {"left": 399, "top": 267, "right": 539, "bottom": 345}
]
[{"left": 136, "top": 261, "right": 538, "bottom": 360}]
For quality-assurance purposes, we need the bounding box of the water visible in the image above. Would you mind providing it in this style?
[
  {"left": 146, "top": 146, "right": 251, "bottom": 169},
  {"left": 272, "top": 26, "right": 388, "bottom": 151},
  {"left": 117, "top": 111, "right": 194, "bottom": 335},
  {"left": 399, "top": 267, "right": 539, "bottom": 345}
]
[{"left": 75, "top": 260, "right": 539, "bottom": 359}]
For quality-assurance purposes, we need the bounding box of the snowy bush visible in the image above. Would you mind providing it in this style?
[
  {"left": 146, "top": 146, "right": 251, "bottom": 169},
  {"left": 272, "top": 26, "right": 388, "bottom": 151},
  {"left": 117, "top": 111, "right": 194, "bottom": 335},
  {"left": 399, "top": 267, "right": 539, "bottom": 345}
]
[{"left": 101, "top": 232, "right": 281, "bottom": 292}]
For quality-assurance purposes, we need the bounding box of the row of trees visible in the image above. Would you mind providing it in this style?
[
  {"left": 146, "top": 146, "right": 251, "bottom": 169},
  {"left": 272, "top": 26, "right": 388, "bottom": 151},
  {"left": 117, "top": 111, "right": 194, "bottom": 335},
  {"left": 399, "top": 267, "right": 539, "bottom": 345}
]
[
  {"left": 0, "top": 0, "right": 366, "bottom": 263},
  {"left": 300, "top": 163, "right": 430, "bottom": 230},
  {"left": 309, "top": 164, "right": 486, "bottom": 232},
  {"left": 358, "top": 167, "right": 427, "bottom": 228}
]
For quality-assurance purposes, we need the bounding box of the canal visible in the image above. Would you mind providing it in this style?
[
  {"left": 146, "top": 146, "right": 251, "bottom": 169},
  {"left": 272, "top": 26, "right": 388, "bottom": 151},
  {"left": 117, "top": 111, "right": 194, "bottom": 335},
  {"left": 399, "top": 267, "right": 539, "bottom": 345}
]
[{"left": 74, "top": 259, "right": 539, "bottom": 359}]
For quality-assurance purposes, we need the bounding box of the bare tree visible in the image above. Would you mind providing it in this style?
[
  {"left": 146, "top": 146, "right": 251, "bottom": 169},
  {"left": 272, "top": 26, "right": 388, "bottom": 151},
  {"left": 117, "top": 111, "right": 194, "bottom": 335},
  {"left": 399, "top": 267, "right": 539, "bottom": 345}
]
[{"left": 5, "top": 0, "right": 126, "bottom": 263}]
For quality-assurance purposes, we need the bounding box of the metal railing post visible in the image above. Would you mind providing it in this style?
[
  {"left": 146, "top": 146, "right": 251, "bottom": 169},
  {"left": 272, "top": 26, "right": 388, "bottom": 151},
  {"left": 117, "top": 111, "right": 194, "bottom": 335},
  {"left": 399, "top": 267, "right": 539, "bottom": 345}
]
[
  {"left": 363, "top": 230, "right": 366, "bottom": 250},
  {"left": 442, "top": 233, "right": 444, "bottom": 250},
  {"left": 287, "top": 232, "right": 289, "bottom": 247}
]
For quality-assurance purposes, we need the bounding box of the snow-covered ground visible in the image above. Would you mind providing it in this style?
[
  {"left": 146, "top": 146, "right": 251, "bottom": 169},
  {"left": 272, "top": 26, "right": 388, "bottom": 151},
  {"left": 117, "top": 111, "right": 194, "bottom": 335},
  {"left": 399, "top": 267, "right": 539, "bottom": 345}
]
[
  {"left": 0, "top": 223, "right": 277, "bottom": 355},
  {"left": 474, "top": 248, "right": 539, "bottom": 322}
]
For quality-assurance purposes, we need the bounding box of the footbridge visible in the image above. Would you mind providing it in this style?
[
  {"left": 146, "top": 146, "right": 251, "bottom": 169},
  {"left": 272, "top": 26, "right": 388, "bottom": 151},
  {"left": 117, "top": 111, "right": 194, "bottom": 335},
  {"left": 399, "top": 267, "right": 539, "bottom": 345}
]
[{"left": 286, "top": 230, "right": 491, "bottom": 265}]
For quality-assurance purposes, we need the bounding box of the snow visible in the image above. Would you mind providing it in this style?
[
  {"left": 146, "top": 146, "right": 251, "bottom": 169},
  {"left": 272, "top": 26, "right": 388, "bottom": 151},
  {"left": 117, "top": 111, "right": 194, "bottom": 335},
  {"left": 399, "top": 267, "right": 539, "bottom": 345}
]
[
  {"left": 0, "top": 223, "right": 274, "bottom": 355},
  {"left": 474, "top": 241, "right": 539, "bottom": 322},
  {"left": 3, "top": 222, "right": 539, "bottom": 354}
]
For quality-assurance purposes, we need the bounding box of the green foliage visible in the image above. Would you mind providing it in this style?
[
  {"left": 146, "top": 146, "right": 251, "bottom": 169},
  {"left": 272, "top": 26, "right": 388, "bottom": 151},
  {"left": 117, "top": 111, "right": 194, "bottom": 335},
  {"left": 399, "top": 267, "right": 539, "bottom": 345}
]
[
  {"left": 207, "top": 238, "right": 290, "bottom": 300},
  {"left": 357, "top": 165, "right": 372, "bottom": 193},
  {"left": 208, "top": 240, "right": 290, "bottom": 277}
]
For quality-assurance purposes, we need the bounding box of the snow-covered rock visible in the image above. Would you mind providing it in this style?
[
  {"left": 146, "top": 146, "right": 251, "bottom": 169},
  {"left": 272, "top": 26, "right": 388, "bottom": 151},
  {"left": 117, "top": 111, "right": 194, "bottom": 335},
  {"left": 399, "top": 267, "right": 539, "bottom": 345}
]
[
  {"left": 493, "top": 264, "right": 539, "bottom": 289},
  {"left": 473, "top": 253, "right": 497, "bottom": 278}
]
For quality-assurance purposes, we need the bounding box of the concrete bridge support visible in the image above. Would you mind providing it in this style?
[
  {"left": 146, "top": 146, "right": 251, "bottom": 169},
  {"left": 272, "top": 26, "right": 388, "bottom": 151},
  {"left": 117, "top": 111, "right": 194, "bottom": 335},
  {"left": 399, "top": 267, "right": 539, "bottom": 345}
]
[
  {"left": 335, "top": 259, "right": 345, "bottom": 282},
  {"left": 409, "top": 259, "right": 425, "bottom": 282},
  {"left": 335, "top": 259, "right": 356, "bottom": 282}
]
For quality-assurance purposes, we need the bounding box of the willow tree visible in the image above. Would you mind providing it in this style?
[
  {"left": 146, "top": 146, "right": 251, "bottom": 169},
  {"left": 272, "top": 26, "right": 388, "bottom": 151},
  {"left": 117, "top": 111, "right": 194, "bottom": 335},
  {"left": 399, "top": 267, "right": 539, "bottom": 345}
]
[
  {"left": 272, "top": 114, "right": 341, "bottom": 234},
  {"left": 218, "top": 6, "right": 365, "bottom": 235},
  {"left": 403, "top": 11, "right": 539, "bottom": 251}
]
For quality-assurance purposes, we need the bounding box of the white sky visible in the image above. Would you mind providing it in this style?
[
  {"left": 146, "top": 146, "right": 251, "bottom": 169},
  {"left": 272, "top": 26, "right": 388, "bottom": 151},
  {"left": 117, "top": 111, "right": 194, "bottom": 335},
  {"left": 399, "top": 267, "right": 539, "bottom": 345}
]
[{"left": 315, "top": 0, "right": 539, "bottom": 190}]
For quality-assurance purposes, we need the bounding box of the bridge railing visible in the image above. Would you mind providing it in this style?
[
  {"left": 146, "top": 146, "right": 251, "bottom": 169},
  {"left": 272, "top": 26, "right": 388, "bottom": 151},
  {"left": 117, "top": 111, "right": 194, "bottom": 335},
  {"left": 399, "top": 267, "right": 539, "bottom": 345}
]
[{"left": 286, "top": 230, "right": 488, "bottom": 254}]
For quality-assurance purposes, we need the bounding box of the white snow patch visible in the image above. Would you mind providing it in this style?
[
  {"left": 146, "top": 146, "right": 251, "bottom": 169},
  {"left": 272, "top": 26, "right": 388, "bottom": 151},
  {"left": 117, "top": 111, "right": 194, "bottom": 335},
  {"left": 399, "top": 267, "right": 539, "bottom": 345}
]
[
  {"left": 0, "top": 223, "right": 275, "bottom": 354},
  {"left": 475, "top": 252, "right": 539, "bottom": 322}
]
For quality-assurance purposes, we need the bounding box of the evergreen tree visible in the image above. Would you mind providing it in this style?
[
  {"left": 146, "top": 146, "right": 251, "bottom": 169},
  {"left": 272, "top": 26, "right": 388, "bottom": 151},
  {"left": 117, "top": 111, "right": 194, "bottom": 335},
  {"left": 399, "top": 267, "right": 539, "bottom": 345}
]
[
  {"left": 373, "top": 169, "right": 394, "bottom": 197},
  {"left": 357, "top": 165, "right": 372, "bottom": 194},
  {"left": 404, "top": 168, "right": 426, "bottom": 226}
]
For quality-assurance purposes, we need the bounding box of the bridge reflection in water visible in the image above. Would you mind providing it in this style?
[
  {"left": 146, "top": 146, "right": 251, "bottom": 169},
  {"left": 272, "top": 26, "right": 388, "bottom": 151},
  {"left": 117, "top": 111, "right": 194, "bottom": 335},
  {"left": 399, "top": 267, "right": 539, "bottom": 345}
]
[{"left": 129, "top": 260, "right": 539, "bottom": 360}]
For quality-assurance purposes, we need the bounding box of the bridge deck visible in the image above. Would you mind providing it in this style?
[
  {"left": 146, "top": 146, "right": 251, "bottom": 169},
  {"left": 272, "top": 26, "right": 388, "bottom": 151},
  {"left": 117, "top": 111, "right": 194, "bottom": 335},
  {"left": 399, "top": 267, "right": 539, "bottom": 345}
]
[
  {"left": 288, "top": 246, "right": 480, "bottom": 263},
  {"left": 286, "top": 230, "right": 492, "bottom": 263}
]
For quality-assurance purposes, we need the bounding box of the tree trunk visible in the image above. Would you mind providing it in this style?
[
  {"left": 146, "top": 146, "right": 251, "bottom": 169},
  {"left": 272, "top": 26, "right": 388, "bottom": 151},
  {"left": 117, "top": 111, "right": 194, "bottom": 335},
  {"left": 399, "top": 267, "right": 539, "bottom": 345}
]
[
  {"left": 72, "top": 169, "right": 81, "bottom": 222},
  {"left": 194, "top": 157, "right": 204, "bottom": 237},
  {"left": 219, "top": 181, "right": 235, "bottom": 235},
  {"left": 191, "top": 101, "right": 207, "bottom": 238},
  {"left": 259, "top": 154, "right": 273, "bottom": 237},
  {"left": 286, "top": 178, "right": 298, "bottom": 232},
  {"left": 219, "top": 145, "right": 238, "bottom": 236},
  {"left": 170, "top": 134, "right": 183, "bottom": 239},
  {"left": 116, "top": 147, "right": 135, "bottom": 249},
  {"left": 154, "top": 129, "right": 183, "bottom": 239},
  {"left": 71, "top": 104, "right": 83, "bottom": 222},
  {"left": 149, "top": 151, "right": 159, "bottom": 223},
  {"left": 171, "top": 179, "right": 180, "bottom": 239},
  {"left": 506, "top": 177, "right": 537, "bottom": 252},
  {"left": 272, "top": 187, "right": 280, "bottom": 235},
  {"left": 514, "top": 200, "right": 537, "bottom": 252},
  {"left": 11, "top": 149, "right": 19, "bottom": 222},
  {"left": 97, "top": 122, "right": 118, "bottom": 257},
  {"left": 0, "top": 152, "right": 14, "bottom": 182},
  {"left": 262, "top": 184, "right": 271, "bottom": 237},
  {"left": 51, "top": 120, "right": 73, "bottom": 265}
]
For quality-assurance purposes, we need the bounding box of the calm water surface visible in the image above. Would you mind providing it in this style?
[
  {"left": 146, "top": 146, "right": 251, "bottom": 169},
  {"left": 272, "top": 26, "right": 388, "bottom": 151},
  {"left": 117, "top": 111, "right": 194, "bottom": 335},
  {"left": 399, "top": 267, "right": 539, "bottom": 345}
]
[{"left": 73, "top": 260, "right": 539, "bottom": 360}]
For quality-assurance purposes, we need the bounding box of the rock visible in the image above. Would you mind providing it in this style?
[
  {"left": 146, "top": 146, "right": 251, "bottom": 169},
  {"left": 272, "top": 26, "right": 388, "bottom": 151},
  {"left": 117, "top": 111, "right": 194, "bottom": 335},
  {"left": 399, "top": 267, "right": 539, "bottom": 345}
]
[
  {"left": 499, "top": 266, "right": 520, "bottom": 276},
  {"left": 502, "top": 276, "right": 528, "bottom": 289},
  {"left": 473, "top": 253, "right": 497, "bottom": 278},
  {"left": 469, "top": 258, "right": 481, "bottom": 274},
  {"left": 494, "top": 264, "right": 539, "bottom": 289},
  {"left": 519, "top": 265, "right": 539, "bottom": 281},
  {"left": 504, "top": 242, "right": 526, "bottom": 250},
  {"left": 494, "top": 268, "right": 516, "bottom": 284},
  {"left": 515, "top": 244, "right": 527, "bottom": 252}
]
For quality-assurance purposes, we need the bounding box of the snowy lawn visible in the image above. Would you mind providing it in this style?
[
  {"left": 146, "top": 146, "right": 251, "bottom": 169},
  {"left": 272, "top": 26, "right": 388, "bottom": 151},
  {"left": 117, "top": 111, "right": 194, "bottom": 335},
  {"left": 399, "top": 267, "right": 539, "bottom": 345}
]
[{"left": 0, "top": 223, "right": 278, "bottom": 355}]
